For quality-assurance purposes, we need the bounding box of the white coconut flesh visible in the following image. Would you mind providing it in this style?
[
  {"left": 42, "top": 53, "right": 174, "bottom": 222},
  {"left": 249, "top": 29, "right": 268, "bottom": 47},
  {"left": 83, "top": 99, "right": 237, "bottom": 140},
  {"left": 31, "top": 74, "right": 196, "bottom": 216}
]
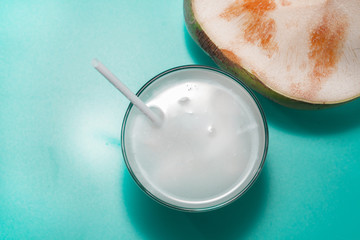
[{"left": 192, "top": 0, "right": 360, "bottom": 104}]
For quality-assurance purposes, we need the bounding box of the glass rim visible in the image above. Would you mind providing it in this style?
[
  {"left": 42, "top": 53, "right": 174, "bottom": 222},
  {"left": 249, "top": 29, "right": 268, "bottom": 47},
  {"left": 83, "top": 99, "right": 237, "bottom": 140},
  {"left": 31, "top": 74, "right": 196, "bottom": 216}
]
[{"left": 121, "top": 65, "right": 269, "bottom": 212}]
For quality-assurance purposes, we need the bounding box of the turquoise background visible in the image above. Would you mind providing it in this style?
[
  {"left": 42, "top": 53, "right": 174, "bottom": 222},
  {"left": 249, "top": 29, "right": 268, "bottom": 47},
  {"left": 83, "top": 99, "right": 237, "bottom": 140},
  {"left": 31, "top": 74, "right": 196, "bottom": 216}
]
[{"left": 1, "top": 1, "right": 360, "bottom": 239}]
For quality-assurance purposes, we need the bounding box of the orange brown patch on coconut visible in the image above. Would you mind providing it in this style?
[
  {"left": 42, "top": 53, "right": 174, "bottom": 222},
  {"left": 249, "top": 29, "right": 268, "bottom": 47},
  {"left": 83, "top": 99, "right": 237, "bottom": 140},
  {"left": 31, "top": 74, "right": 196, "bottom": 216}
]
[
  {"left": 290, "top": 82, "right": 310, "bottom": 100},
  {"left": 220, "top": 0, "right": 278, "bottom": 57},
  {"left": 306, "top": 10, "right": 348, "bottom": 98},
  {"left": 220, "top": 1, "right": 244, "bottom": 20},
  {"left": 244, "top": 16, "right": 277, "bottom": 57},
  {"left": 221, "top": 49, "right": 242, "bottom": 65},
  {"left": 241, "top": 0, "right": 276, "bottom": 15},
  {"left": 280, "top": 0, "right": 291, "bottom": 7}
]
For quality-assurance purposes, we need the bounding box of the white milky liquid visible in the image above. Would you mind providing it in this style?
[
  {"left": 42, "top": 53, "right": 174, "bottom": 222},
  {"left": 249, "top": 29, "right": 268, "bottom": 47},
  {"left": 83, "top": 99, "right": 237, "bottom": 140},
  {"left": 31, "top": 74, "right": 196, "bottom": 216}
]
[{"left": 123, "top": 68, "right": 267, "bottom": 210}]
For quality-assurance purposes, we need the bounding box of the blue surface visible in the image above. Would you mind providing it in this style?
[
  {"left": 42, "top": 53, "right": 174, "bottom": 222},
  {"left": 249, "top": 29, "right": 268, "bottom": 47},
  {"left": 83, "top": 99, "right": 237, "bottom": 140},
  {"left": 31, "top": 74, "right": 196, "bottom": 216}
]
[{"left": 1, "top": 1, "right": 360, "bottom": 239}]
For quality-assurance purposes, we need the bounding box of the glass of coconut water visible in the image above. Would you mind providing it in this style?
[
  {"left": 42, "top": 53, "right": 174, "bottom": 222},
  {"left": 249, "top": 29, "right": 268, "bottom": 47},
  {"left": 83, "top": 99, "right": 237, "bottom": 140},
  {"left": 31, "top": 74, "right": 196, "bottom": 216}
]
[
  {"left": 119, "top": 65, "right": 268, "bottom": 212},
  {"left": 93, "top": 61, "right": 268, "bottom": 211}
]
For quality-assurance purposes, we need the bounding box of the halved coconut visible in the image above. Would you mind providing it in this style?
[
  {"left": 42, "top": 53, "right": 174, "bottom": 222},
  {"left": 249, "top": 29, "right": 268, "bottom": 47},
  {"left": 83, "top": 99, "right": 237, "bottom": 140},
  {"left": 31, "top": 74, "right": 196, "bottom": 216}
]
[{"left": 184, "top": 0, "right": 360, "bottom": 109}]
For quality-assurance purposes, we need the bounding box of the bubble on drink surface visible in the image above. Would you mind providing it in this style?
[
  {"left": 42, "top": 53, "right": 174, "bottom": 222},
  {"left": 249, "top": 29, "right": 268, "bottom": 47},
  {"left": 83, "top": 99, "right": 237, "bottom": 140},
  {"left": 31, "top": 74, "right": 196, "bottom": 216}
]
[
  {"left": 185, "top": 83, "right": 192, "bottom": 91},
  {"left": 185, "top": 83, "right": 198, "bottom": 91},
  {"left": 207, "top": 125, "right": 216, "bottom": 136},
  {"left": 178, "top": 97, "right": 190, "bottom": 105}
]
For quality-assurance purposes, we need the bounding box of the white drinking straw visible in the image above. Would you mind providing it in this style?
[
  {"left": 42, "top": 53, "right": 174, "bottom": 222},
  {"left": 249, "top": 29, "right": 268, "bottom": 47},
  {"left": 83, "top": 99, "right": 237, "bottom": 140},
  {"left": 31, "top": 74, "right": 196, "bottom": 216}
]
[{"left": 92, "top": 58, "right": 162, "bottom": 127}]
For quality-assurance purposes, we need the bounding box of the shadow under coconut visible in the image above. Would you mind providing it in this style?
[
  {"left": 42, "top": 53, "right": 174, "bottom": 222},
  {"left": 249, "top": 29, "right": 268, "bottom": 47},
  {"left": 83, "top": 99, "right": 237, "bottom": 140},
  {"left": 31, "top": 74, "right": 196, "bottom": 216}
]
[
  {"left": 256, "top": 94, "right": 360, "bottom": 135},
  {"left": 122, "top": 164, "right": 270, "bottom": 240},
  {"left": 183, "top": 25, "right": 360, "bottom": 135}
]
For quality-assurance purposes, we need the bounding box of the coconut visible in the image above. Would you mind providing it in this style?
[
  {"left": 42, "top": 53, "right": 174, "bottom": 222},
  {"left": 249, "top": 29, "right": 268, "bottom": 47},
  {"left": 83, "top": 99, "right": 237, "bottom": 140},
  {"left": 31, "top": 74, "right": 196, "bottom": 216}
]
[{"left": 184, "top": 0, "right": 360, "bottom": 109}]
